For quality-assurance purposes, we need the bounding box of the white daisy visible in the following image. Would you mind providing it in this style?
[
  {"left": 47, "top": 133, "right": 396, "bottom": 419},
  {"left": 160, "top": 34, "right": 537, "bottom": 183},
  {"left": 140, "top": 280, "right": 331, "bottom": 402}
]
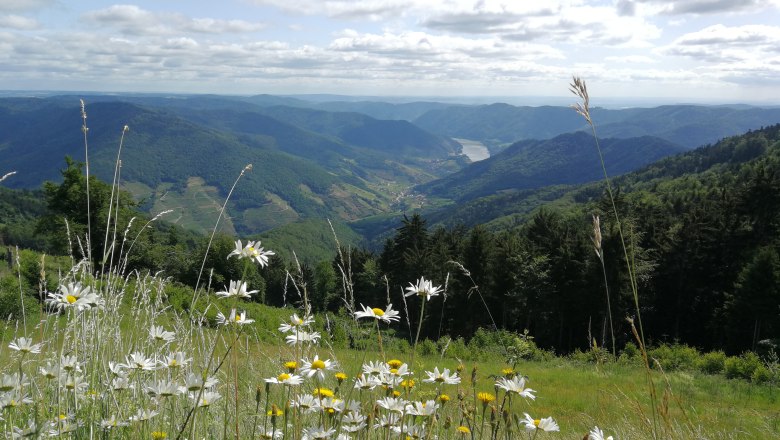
[
  {"left": 522, "top": 413, "right": 559, "bottom": 432},
  {"left": 293, "top": 395, "right": 321, "bottom": 414},
  {"left": 300, "top": 355, "right": 336, "bottom": 380},
  {"left": 405, "top": 400, "right": 438, "bottom": 417},
  {"left": 227, "top": 239, "right": 275, "bottom": 267},
  {"left": 145, "top": 380, "right": 181, "bottom": 398},
  {"left": 278, "top": 313, "right": 315, "bottom": 333},
  {"left": 148, "top": 325, "right": 176, "bottom": 344},
  {"left": 423, "top": 367, "right": 460, "bottom": 385},
  {"left": 191, "top": 390, "right": 221, "bottom": 407},
  {"left": 129, "top": 408, "right": 159, "bottom": 422},
  {"left": 122, "top": 352, "right": 156, "bottom": 371},
  {"left": 285, "top": 330, "right": 321, "bottom": 346},
  {"left": 404, "top": 277, "right": 441, "bottom": 301},
  {"left": 302, "top": 425, "right": 336, "bottom": 440},
  {"left": 353, "top": 375, "right": 380, "bottom": 390},
  {"left": 373, "top": 413, "right": 401, "bottom": 429},
  {"left": 495, "top": 376, "right": 535, "bottom": 400},
  {"left": 8, "top": 337, "right": 42, "bottom": 355},
  {"left": 589, "top": 426, "right": 614, "bottom": 440},
  {"left": 216, "top": 280, "right": 258, "bottom": 299},
  {"left": 354, "top": 304, "right": 400, "bottom": 323},
  {"left": 376, "top": 397, "right": 407, "bottom": 413},
  {"left": 264, "top": 373, "right": 304, "bottom": 386},
  {"left": 100, "top": 415, "right": 128, "bottom": 430},
  {"left": 183, "top": 373, "right": 218, "bottom": 392},
  {"left": 216, "top": 309, "right": 254, "bottom": 326},
  {"left": 46, "top": 282, "right": 103, "bottom": 311},
  {"left": 160, "top": 351, "right": 191, "bottom": 369}
]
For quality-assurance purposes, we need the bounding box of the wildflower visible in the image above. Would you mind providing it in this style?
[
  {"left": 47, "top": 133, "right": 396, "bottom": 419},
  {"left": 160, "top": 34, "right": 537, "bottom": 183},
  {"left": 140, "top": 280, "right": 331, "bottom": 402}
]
[
  {"left": 313, "top": 387, "right": 335, "bottom": 398},
  {"left": 46, "top": 282, "right": 103, "bottom": 311},
  {"left": 302, "top": 425, "right": 336, "bottom": 440},
  {"left": 438, "top": 394, "right": 450, "bottom": 403},
  {"left": 151, "top": 432, "right": 168, "bottom": 439},
  {"left": 501, "top": 367, "right": 516, "bottom": 378},
  {"left": 60, "top": 374, "right": 88, "bottom": 393},
  {"left": 122, "top": 352, "right": 156, "bottom": 371},
  {"left": 387, "top": 359, "right": 403, "bottom": 369},
  {"left": 392, "top": 424, "right": 426, "bottom": 439},
  {"left": 227, "top": 239, "right": 274, "bottom": 267},
  {"left": 423, "top": 367, "right": 460, "bottom": 385},
  {"left": 8, "top": 337, "right": 42, "bottom": 354},
  {"left": 40, "top": 362, "right": 61, "bottom": 380},
  {"left": 112, "top": 377, "right": 133, "bottom": 391},
  {"left": 293, "top": 395, "right": 321, "bottom": 413},
  {"left": 216, "top": 309, "right": 254, "bottom": 326},
  {"left": 99, "top": 415, "right": 127, "bottom": 430},
  {"left": 0, "top": 373, "right": 27, "bottom": 392},
  {"left": 495, "top": 376, "right": 536, "bottom": 400},
  {"left": 354, "top": 304, "right": 400, "bottom": 323},
  {"left": 149, "top": 325, "right": 176, "bottom": 344},
  {"left": 129, "top": 409, "right": 159, "bottom": 422},
  {"left": 265, "top": 373, "right": 304, "bottom": 386},
  {"left": 0, "top": 392, "right": 32, "bottom": 409},
  {"left": 321, "top": 397, "right": 344, "bottom": 414},
  {"left": 12, "top": 420, "right": 40, "bottom": 438},
  {"left": 279, "top": 313, "right": 315, "bottom": 333},
  {"left": 216, "top": 280, "right": 258, "bottom": 299},
  {"left": 589, "top": 426, "right": 614, "bottom": 440},
  {"left": 48, "top": 415, "right": 82, "bottom": 436},
  {"left": 376, "top": 396, "right": 407, "bottom": 413},
  {"left": 300, "top": 355, "right": 336, "bottom": 380},
  {"left": 405, "top": 400, "right": 438, "bottom": 417},
  {"left": 160, "top": 352, "right": 190, "bottom": 369},
  {"left": 145, "top": 380, "right": 181, "bottom": 398},
  {"left": 60, "top": 355, "right": 81, "bottom": 372},
  {"left": 258, "top": 429, "right": 284, "bottom": 439},
  {"left": 284, "top": 361, "right": 298, "bottom": 372},
  {"left": 341, "top": 411, "right": 367, "bottom": 432},
  {"left": 354, "top": 375, "right": 380, "bottom": 390},
  {"left": 457, "top": 425, "right": 471, "bottom": 435},
  {"left": 362, "top": 361, "right": 388, "bottom": 376},
  {"left": 108, "top": 361, "right": 125, "bottom": 377},
  {"left": 183, "top": 373, "right": 218, "bottom": 392},
  {"left": 378, "top": 372, "right": 402, "bottom": 388},
  {"left": 335, "top": 372, "right": 348, "bottom": 383},
  {"left": 191, "top": 391, "right": 221, "bottom": 407},
  {"left": 404, "top": 277, "right": 441, "bottom": 301},
  {"left": 400, "top": 379, "right": 415, "bottom": 390},
  {"left": 373, "top": 413, "right": 401, "bottom": 429},
  {"left": 477, "top": 392, "right": 495, "bottom": 406},
  {"left": 267, "top": 405, "right": 284, "bottom": 417},
  {"left": 522, "top": 413, "right": 559, "bottom": 432}
]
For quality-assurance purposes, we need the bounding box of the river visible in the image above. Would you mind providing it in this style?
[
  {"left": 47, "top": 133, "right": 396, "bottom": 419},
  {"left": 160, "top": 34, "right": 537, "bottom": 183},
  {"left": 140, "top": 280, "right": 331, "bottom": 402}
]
[{"left": 454, "top": 138, "right": 490, "bottom": 162}]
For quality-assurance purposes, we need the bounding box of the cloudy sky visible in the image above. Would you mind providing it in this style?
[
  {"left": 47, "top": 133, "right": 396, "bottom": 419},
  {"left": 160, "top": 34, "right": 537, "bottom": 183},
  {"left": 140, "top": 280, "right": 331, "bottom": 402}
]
[{"left": 2, "top": 0, "right": 780, "bottom": 103}]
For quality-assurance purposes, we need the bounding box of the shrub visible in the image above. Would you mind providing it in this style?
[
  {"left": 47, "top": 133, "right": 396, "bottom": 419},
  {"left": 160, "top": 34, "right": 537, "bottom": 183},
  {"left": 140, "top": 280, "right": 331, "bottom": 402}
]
[
  {"left": 751, "top": 365, "right": 772, "bottom": 384},
  {"left": 649, "top": 343, "right": 700, "bottom": 371},
  {"left": 724, "top": 352, "right": 763, "bottom": 380},
  {"left": 697, "top": 351, "right": 727, "bottom": 375},
  {"left": 418, "top": 338, "right": 438, "bottom": 357}
]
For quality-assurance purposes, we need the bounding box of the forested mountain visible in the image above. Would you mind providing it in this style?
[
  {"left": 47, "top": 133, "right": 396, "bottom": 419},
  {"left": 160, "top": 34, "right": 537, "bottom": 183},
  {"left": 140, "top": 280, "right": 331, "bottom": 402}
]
[
  {"left": 413, "top": 103, "right": 780, "bottom": 150},
  {"left": 349, "top": 124, "right": 780, "bottom": 354},
  {"left": 418, "top": 132, "right": 686, "bottom": 201},
  {"left": 0, "top": 97, "right": 461, "bottom": 235}
]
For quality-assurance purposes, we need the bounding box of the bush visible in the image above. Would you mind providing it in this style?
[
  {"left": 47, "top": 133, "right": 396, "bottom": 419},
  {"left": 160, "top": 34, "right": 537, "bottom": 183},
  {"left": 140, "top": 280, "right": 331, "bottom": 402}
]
[
  {"left": 0, "top": 275, "right": 40, "bottom": 323},
  {"left": 418, "top": 338, "right": 438, "bottom": 357},
  {"left": 697, "top": 351, "right": 727, "bottom": 375},
  {"left": 724, "top": 352, "right": 763, "bottom": 380},
  {"left": 649, "top": 343, "right": 700, "bottom": 371},
  {"left": 751, "top": 365, "right": 772, "bottom": 384}
]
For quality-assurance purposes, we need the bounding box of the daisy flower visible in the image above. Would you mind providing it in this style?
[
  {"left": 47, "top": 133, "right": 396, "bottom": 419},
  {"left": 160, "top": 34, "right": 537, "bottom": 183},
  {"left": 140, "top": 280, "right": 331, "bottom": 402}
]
[
  {"left": 8, "top": 337, "right": 42, "bottom": 355},
  {"left": 145, "top": 380, "right": 181, "bottom": 398},
  {"left": 341, "top": 412, "right": 367, "bottom": 432},
  {"left": 293, "top": 395, "right": 321, "bottom": 414},
  {"left": 46, "top": 282, "right": 103, "bottom": 311},
  {"left": 149, "top": 325, "right": 176, "bottom": 344},
  {"left": 376, "top": 397, "right": 407, "bottom": 413},
  {"left": 589, "top": 426, "right": 614, "bottom": 440},
  {"left": 227, "top": 239, "right": 275, "bottom": 267},
  {"left": 423, "top": 367, "right": 460, "bottom": 385},
  {"left": 216, "top": 309, "right": 254, "bottom": 326},
  {"left": 373, "top": 413, "right": 401, "bottom": 429},
  {"left": 129, "top": 409, "right": 159, "bottom": 422},
  {"left": 285, "top": 330, "right": 321, "bottom": 346},
  {"left": 160, "top": 352, "right": 190, "bottom": 369},
  {"left": 12, "top": 420, "right": 40, "bottom": 438},
  {"left": 302, "top": 425, "right": 336, "bottom": 440},
  {"left": 361, "top": 361, "right": 388, "bottom": 376},
  {"left": 279, "top": 314, "right": 315, "bottom": 333},
  {"left": 354, "top": 304, "right": 400, "bottom": 323},
  {"left": 405, "top": 400, "right": 438, "bottom": 417},
  {"left": 0, "top": 373, "right": 27, "bottom": 392},
  {"left": 191, "top": 391, "right": 221, "bottom": 407},
  {"left": 0, "top": 392, "right": 32, "bottom": 409},
  {"left": 60, "top": 355, "right": 81, "bottom": 372},
  {"left": 183, "top": 373, "right": 218, "bottom": 392},
  {"left": 495, "top": 376, "right": 536, "bottom": 400},
  {"left": 353, "top": 375, "right": 380, "bottom": 390},
  {"left": 265, "top": 373, "right": 304, "bottom": 386},
  {"left": 100, "top": 416, "right": 128, "bottom": 431},
  {"left": 40, "top": 362, "right": 61, "bottom": 380},
  {"left": 522, "top": 413, "right": 559, "bottom": 432},
  {"left": 216, "top": 280, "right": 258, "bottom": 299},
  {"left": 122, "top": 352, "right": 156, "bottom": 371},
  {"left": 320, "top": 397, "right": 344, "bottom": 415},
  {"left": 404, "top": 277, "right": 441, "bottom": 301},
  {"left": 60, "top": 374, "right": 88, "bottom": 393}
]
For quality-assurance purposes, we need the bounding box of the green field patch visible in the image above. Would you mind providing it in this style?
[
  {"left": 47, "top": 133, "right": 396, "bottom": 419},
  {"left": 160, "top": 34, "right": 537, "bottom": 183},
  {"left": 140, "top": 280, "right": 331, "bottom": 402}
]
[
  {"left": 145, "top": 177, "right": 235, "bottom": 234},
  {"left": 240, "top": 192, "right": 300, "bottom": 232}
]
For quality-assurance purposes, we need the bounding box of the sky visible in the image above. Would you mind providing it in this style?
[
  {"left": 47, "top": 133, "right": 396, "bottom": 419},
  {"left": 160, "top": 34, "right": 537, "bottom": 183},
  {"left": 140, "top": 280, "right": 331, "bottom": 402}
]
[{"left": 2, "top": 0, "right": 780, "bottom": 104}]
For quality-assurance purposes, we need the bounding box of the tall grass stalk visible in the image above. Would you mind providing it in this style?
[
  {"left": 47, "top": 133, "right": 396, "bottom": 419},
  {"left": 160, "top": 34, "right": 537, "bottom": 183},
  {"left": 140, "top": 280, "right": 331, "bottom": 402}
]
[{"left": 570, "top": 76, "right": 659, "bottom": 437}]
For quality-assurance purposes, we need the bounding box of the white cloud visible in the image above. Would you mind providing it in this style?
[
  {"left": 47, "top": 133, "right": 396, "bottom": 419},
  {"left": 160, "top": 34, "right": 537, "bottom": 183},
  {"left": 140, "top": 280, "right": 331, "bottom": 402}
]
[
  {"left": 628, "top": 0, "right": 780, "bottom": 16},
  {"left": 82, "top": 4, "right": 267, "bottom": 37},
  {"left": 0, "top": 14, "right": 40, "bottom": 30},
  {"left": 249, "top": 0, "right": 414, "bottom": 20},
  {"left": 0, "top": 0, "right": 55, "bottom": 13}
]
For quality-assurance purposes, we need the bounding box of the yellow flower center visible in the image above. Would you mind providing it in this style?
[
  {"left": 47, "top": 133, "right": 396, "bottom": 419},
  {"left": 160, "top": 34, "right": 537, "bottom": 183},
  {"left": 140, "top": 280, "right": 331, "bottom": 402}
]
[
  {"left": 66, "top": 295, "right": 77, "bottom": 304},
  {"left": 235, "top": 314, "right": 242, "bottom": 322},
  {"left": 277, "top": 373, "right": 291, "bottom": 381},
  {"left": 389, "top": 368, "right": 398, "bottom": 375},
  {"left": 297, "top": 318, "right": 304, "bottom": 324},
  {"left": 170, "top": 360, "right": 178, "bottom": 367},
  {"left": 534, "top": 419, "right": 540, "bottom": 427},
  {"left": 372, "top": 308, "right": 385, "bottom": 316},
  {"left": 388, "top": 359, "right": 402, "bottom": 369},
  {"left": 312, "top": 360, "right": 326, "bottom": 370},
  {"left": 152, "top": 432, "right": 167, "bottom": 439},
  {"left": 59, "top": 414, "right": 67, "bottom": 420}
]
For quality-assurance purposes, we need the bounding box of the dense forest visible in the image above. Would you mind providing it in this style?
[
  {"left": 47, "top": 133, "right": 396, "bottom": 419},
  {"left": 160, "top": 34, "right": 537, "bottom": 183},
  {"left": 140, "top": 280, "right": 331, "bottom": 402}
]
[{"left": 2, "top": 124, "right": 780, "bottom": 356}]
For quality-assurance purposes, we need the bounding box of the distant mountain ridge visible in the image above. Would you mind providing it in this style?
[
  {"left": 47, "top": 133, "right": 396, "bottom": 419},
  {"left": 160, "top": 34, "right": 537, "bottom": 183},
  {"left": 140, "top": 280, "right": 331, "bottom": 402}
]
[{"left": 417, "top": 131, "right": 686, "bottom": 201}]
